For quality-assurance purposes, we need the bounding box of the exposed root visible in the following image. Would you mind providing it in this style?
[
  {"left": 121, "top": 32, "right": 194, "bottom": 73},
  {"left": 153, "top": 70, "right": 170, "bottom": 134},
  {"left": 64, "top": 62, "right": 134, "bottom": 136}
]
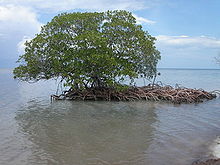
[{"left": 51, "top": 85, "right": 217, "bottom": 104}]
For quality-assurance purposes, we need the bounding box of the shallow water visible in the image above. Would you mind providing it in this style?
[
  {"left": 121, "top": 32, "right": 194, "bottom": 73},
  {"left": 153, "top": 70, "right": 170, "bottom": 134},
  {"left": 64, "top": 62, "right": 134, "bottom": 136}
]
[{"left": 0, "top": 69, "right": 220, "bottom": 165}]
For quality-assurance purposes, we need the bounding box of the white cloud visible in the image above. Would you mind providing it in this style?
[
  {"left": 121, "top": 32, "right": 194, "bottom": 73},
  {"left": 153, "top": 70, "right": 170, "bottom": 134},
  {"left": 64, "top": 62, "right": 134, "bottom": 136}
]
[
  {"left": 0, "top": 5, "right": 43, "bottom": 67},
  {"left": 0, "top": 5, "right": 42, "bottom": 31},
  {"left": 156, "top": 35, "right": 220, "bottom": 48},
  {"left": 155, "top": 35, "right": 220, "bottom": 68},
  {"left": 0, "top": 0, "right": 153, "bottom": 12},
  {"left": 17, "top": 36, "right": 32, "bottom": 55},
  {"left": 133, "top": 14, "right": 155, "bottom": 24}
]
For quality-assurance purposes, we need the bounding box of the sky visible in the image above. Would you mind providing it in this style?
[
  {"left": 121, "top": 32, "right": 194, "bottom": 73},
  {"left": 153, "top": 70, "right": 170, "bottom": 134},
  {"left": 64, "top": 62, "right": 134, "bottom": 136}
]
[{"left": 0, "top": 0, "right": 220, "bottom": 69}]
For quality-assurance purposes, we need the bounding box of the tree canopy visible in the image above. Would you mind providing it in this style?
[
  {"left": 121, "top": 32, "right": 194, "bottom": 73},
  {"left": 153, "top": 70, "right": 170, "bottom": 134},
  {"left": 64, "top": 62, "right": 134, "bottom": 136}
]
[{"left": 13, "top": 10, "right": 160, "bottom": 89}]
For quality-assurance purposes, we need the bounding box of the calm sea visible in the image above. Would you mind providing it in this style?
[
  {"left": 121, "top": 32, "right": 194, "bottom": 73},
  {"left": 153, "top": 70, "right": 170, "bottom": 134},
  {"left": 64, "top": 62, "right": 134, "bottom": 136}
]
[{"left": 0, "top": 69, "right": 220, "bottom": 165}]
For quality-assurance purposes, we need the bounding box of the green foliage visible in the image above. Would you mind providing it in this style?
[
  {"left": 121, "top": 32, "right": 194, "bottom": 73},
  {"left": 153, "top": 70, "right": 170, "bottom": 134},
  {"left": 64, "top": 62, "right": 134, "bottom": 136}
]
[{"left": 13, "top": 10, "right": 161, "bottom": 89}]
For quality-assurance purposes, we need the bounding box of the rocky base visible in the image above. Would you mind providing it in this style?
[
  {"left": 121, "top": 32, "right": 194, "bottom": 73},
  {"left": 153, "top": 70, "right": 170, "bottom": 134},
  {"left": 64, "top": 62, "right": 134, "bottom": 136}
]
[{"left": 192, "top": 159, "right": 220, "bottom": 165}]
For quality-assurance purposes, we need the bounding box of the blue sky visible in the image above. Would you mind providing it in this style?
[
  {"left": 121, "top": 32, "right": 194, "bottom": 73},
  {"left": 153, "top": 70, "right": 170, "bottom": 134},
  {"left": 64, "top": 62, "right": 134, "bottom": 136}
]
[{"left": 0, "top": 0, "right": 220, "bottom": 69}]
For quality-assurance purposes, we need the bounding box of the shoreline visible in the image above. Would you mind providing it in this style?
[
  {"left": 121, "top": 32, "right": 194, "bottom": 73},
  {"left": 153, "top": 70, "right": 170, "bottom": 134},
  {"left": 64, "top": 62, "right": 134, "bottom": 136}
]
[
  {"left": 192, "top": 137, "right": 220, "bottom": 165},
  {"left": 192, "top": 159, "right": 220, "bottom": 165}
]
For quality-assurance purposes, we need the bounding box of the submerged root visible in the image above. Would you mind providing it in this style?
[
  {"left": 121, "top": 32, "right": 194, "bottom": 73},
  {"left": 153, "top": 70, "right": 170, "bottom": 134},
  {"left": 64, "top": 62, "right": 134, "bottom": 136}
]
[{"left": 51, "top": 85, "right": 217, "bottom": 104}]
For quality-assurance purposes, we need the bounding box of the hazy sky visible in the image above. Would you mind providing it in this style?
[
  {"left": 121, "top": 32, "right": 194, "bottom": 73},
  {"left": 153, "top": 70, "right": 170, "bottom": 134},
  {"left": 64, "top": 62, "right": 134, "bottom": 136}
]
[{"left": 0, "top": 0, "right": 220, "bottom": 69}]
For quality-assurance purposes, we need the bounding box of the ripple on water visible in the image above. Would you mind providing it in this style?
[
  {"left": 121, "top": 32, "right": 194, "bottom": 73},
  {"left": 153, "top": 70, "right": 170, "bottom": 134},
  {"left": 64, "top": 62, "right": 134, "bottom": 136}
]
[{"left": 1, "top": 69, "right": 220, "bottom": 165}]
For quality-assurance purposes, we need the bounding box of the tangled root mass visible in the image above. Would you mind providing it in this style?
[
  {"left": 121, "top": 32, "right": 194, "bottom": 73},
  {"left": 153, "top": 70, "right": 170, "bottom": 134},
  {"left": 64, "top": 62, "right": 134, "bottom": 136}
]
[{"left": 51, "top": 84, "right": 218, "bottom": 104}]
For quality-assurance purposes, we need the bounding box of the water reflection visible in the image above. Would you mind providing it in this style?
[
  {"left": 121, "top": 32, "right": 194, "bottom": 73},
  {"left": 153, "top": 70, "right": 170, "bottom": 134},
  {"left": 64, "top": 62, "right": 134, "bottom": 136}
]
[
  {"left": 16, "top": 101, "right": 157, "bottom": 165},
  {"left": 1, "top": 69, "right": 220, "bottom": 165}
]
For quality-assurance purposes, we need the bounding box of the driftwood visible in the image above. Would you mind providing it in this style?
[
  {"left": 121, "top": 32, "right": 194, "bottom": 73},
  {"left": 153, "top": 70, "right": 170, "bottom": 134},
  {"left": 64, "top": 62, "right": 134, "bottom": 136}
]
[{"left": 51, "top": 85, "right": 218, "bottom": 104}]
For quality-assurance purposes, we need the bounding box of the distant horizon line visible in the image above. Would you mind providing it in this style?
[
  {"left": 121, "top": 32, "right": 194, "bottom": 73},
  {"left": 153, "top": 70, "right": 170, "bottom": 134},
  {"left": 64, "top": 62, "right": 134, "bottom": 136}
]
[
  {"left": 158, "top": 67, "right": 220, "bottom": 70},
  {"left": 1, "top": 67, "right": 220, "bottom": 70}
]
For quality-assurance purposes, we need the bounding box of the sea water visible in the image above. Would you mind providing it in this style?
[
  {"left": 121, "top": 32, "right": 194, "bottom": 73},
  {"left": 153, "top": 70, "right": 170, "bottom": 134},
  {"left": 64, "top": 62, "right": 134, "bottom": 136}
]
[{"left": 0, "top": 69, "right": 220, "bottom": 165}]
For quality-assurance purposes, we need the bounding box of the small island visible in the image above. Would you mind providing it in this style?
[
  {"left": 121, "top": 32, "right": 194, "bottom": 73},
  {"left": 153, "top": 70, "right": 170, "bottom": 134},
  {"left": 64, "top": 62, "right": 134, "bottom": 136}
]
[
  {"left": 13, "top": 10, "right": 217, "bottom": 104},
  {"left": 51, "top": 85, "right": 216, "bottom": 104}
]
